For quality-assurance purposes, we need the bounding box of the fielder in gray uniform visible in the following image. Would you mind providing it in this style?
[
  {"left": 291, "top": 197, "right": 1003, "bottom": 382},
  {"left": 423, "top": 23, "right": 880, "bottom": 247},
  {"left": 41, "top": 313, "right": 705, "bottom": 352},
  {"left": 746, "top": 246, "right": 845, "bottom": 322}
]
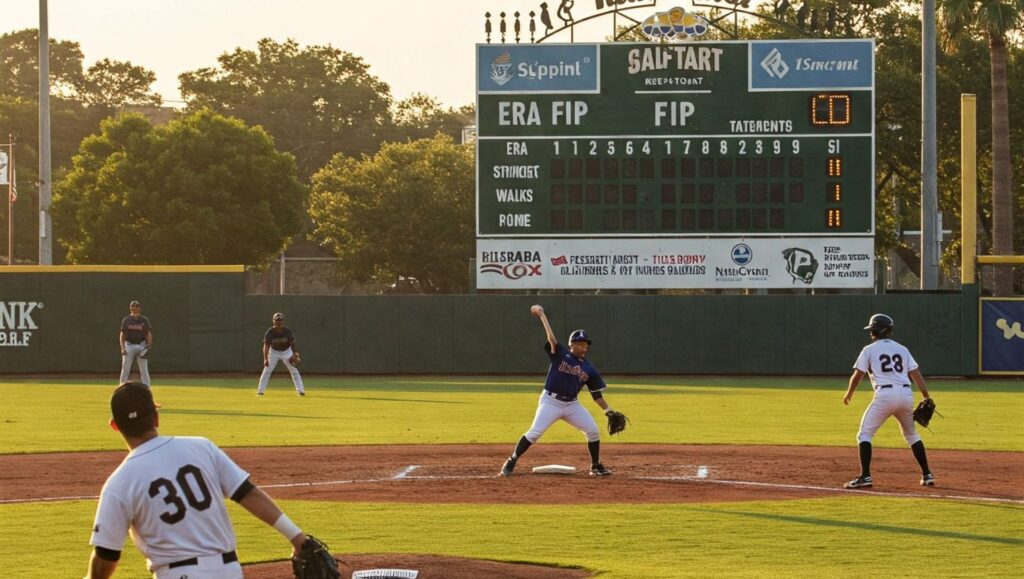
[
  {"left": 86, "top": 382, "right": 314, "bottom": 578},
  {"left": 842, "top": 313, "right": 934, "bottom": 489},
  {"left": 257, "top": 313, "right": 305, "bottom": 396},
  {"left": 119, "top": 300, "right": 153, "bottom": 386}
]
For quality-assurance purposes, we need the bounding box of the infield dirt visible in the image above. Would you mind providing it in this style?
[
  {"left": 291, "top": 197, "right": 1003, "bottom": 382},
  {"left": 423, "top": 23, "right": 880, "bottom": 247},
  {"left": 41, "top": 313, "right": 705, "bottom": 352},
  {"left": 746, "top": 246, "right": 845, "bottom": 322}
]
[{"left": 4, "top": 444, "right": 1020, "bottom": 577}]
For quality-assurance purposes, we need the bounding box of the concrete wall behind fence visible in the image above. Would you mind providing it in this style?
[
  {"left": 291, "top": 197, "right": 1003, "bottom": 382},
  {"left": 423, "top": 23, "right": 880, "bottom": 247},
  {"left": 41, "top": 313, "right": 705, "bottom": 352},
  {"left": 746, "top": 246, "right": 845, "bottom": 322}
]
[{"left": 1, "top": 270, "right": 974, "bottom": 377}]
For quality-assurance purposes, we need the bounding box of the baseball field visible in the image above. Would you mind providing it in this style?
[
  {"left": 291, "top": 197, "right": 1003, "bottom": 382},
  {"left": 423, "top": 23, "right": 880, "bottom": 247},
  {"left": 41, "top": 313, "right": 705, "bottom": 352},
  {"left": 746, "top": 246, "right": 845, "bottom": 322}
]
[{"left": 1, "top": 375, "right": 1021, "bottom": 578}]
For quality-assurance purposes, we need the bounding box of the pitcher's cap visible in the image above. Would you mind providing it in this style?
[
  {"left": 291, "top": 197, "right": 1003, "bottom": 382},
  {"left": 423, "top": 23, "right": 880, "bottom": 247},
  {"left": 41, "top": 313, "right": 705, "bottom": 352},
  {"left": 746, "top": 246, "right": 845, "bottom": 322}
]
[
  {"left": 568, "top": 329, "right": 592, "bottom": 344},
  {"left": 111, "top": 382, "right": 156, "bottom": 431},
  {"left": 129, "top": 300, "right": 141, "bottom": 307}
]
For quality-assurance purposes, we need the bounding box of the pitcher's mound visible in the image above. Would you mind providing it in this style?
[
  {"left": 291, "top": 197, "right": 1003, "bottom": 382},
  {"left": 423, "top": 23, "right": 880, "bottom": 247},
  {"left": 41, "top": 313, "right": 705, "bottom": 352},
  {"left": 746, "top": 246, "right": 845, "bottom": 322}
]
[{"left": 244, "top": 553, "right": 591, "bottom": 578}]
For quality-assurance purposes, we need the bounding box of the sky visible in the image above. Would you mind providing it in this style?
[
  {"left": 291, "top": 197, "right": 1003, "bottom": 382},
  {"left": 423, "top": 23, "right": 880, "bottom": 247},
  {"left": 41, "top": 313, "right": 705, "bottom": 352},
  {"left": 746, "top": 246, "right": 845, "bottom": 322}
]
[{"left": 3, "top": 0, "right": 641, "bottom": 109}]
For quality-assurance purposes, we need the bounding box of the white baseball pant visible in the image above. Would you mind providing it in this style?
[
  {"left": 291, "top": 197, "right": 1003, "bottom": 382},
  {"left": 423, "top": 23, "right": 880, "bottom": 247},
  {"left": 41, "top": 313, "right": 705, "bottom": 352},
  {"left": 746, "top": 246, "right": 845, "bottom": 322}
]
[
  {"left": 524, "top": 391, "right": 600, "bottom": 443},
  {"left": 120, "top": 342, "right": 150, "bottom": 385},
  {"left": 856, "top": 386, "right": 922, "bottom": 445},
  {"left": 257, "top": 347, "right": 304, "bottom": 394}
]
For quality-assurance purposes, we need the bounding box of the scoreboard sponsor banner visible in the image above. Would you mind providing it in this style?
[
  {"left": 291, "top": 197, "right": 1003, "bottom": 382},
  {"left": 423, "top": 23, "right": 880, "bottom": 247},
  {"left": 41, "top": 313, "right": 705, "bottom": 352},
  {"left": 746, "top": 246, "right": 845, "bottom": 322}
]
[
  {"left": 476, "top": 237, "right": 874, "bottom": 289},
  {"left": 748, "top": 40, "right": 873, "bottom": 90},
  {"left": 979, "top": 298, "right": 1024, "bottom": 375}
]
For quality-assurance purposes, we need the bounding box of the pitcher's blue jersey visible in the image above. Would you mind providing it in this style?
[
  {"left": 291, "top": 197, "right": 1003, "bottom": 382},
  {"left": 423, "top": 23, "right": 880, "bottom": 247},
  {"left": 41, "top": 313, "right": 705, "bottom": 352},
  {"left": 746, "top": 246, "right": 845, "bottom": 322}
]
[{"left": 542, "top": 342, "right": 606, "bottom": 400}]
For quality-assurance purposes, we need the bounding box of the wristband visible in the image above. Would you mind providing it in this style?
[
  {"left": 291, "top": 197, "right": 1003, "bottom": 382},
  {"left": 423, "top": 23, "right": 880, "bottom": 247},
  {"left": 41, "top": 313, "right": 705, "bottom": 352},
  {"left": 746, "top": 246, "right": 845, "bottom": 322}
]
[
  {"left": 604, "top": 408, "right": 615, "bottom": 415},
  {"left": 272, "top": 513, "right": 302, "bottom": 540}
]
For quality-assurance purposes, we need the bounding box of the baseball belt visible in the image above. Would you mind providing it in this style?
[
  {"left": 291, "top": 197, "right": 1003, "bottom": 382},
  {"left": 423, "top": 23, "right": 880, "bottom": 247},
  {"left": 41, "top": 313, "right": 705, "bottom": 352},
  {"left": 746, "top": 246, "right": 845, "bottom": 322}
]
[{"left": 168, "top": 551, "right": 238, "bottom": 569}]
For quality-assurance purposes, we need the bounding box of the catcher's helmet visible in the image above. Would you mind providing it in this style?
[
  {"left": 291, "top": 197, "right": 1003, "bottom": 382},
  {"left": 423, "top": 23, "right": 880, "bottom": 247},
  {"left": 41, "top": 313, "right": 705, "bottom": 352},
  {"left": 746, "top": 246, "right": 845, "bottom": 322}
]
[
  {"left": 864, "top": 313, "right": 894, "bottom": 336},
  {"left": 568, "top": 329, "right": 592, "bottom": 344}
]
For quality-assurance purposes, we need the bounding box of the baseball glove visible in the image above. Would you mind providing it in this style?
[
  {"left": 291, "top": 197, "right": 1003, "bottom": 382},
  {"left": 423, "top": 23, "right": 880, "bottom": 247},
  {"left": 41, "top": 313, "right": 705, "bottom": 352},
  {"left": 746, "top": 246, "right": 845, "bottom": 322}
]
[
  {"left": 291, "top": 535, "right": 340, "bottom": 579},
  {"left": 606, "top": 410, "right": 629, "bottom": 435},
  {"left": 913, "top": 398, "right": 936, "bottom": 427},
  {"left": 289, "top": 353, "right": 301, "bottom": 366}
]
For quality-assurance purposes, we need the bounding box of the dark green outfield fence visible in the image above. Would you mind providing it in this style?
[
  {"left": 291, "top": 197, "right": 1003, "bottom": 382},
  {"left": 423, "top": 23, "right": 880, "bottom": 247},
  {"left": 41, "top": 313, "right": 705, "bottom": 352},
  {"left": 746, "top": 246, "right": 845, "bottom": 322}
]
[{"left": 0, "top": 269, "right": 977, "bottom": 376}]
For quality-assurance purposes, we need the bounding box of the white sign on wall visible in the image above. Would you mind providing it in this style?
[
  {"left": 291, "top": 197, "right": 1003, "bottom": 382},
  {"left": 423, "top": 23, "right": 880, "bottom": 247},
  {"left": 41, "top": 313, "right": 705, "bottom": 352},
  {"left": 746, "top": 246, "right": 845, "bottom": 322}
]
[{"left": 477, "top": 237, "right": 874, "bottom": 289}]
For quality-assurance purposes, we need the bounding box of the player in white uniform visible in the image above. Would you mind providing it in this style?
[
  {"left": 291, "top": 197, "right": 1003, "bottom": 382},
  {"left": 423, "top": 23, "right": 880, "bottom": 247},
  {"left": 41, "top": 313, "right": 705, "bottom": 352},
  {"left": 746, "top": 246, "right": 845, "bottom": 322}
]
[
  {"left": 86, "top": 382, "right": 316, "bottom": 578},
  {"left": 842, "top": 314, "right": 934, "bottom": 489}
]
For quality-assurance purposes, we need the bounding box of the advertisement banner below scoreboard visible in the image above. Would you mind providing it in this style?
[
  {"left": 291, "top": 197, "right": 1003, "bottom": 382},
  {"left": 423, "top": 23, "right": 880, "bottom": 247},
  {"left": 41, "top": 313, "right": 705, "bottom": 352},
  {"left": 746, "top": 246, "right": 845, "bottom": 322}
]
[{"left": 476, "top": 237, "right": 874, "bottom": 289}]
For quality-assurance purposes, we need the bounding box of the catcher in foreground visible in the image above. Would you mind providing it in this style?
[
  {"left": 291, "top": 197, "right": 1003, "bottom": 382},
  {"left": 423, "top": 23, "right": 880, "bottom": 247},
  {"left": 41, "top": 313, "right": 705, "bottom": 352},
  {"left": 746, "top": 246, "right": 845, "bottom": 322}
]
[
  {"left": 498, "top": 305, "right": 629, "bottom": 478},
  {"left": 842, "top": 313, "right": 936, "bottom": 489}
]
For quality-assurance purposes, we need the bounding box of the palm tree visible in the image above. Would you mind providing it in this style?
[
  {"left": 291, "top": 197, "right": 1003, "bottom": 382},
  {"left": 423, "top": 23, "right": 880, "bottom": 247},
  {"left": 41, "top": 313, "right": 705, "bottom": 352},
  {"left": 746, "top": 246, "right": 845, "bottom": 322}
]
[{"left": 937, "top": 0, "right": 1022, "bottom": 295}]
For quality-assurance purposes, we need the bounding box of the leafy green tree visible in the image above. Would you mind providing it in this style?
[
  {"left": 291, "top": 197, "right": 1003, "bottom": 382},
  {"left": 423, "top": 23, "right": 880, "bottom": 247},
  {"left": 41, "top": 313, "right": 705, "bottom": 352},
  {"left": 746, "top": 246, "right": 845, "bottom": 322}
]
[
  {"left": 179, "top": 38, "right": 392, "bottom": 179},
  {"left": 1, "top": 29, "right": 162, "bottom": 262},
  {"left": 77, "top": 58, "right": 162, "bottom": 107},
  {"left": 52, "top": 110, "right": 305, "bottom": 264},
  {"left": 0, "top": 29, "right": 161, "bottom": 107},
  {"left": 0, "top": 29, "right": 86, "bottom": 100},
  {"left": 938, "top": 0, "right": 1022, "bottom": 294},
  {"left": 388, "top": 93, "right": 474, "bottom": 144},
  {"left": 308, "top": 135, "right": 474, "bottom": 292}
]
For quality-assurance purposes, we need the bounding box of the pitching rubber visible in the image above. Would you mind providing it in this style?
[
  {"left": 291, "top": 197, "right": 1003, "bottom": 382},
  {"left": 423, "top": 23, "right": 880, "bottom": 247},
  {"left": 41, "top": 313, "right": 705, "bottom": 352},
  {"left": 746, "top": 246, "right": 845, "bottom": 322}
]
[{"left": 531, "top": 464, "right": 578, "bottom": 474}]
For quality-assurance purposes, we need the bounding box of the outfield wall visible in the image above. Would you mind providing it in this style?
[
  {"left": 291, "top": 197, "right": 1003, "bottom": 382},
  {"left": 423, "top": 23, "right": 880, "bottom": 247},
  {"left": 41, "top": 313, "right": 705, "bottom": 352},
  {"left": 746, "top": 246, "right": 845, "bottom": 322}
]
[{"left": 0, "top": 270, "right": 975, "bottom": 376}]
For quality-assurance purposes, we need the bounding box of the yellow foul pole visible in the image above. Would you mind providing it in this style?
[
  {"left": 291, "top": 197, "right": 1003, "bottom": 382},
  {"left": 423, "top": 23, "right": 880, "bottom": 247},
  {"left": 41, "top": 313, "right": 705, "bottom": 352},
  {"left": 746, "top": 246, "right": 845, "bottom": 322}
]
[{"left": 961, "top": 95, "right": 976, "bottom": 284}]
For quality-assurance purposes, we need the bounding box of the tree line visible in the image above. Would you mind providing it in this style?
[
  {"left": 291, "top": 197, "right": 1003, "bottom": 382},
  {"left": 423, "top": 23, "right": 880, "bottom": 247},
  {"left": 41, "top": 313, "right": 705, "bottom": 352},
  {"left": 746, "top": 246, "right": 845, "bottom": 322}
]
[{"left": 0, "top": 0, "right": 1021, "bottom": 293}]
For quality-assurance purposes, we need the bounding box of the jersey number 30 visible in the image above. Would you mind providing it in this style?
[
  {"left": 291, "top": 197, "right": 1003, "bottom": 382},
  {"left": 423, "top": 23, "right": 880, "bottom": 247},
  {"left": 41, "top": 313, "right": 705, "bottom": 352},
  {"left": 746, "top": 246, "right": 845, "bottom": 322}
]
[{"left": 148, "top": 464, "right": 213, "bottom": 524}]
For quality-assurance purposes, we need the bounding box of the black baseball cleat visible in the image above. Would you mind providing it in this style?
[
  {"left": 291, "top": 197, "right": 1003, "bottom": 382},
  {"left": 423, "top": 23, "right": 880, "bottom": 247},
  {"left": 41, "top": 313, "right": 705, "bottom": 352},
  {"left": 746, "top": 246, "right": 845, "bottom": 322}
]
[
  {"left": 298, "top": 391, "right": 306, "bottom": 397},
  {"left": 843, "top": 475, "right": 873, "bottom": 489},
  {"left": 921, "top": 473, "right": 935, "bottom": 486},
  {"left": 257, "top": 392, "right": 264, "bottom": 397},
  {"left": 590, "top": 463, "right": 612, "bottom": 476},
  {"left": 499, "top": 457, "right": 517, "bottom": 477}
]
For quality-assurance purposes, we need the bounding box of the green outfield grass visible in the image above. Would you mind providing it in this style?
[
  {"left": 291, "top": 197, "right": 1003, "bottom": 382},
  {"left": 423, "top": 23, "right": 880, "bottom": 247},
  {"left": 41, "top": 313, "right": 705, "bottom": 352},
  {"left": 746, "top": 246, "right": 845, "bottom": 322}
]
[
  {"left": 0, "top": 376, "right": 1021, "bottom": 453},
  {"left": 0, "top": 376, "right": 1021, "bottom": 578}
]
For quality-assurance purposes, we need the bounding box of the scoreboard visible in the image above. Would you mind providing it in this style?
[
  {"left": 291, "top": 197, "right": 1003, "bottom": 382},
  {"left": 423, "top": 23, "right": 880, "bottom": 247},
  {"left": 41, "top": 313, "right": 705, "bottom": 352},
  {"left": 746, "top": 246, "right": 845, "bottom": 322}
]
[{"left": 476, "top": 40, "right": 875, "bottom": 289}]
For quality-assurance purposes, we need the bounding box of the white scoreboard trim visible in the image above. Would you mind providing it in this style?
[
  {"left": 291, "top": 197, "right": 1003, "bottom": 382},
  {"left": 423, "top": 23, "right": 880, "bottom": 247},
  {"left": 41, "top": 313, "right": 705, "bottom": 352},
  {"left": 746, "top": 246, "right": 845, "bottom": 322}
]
[{"left": 476, "top": 237, "right": 874, "bottom": 289}]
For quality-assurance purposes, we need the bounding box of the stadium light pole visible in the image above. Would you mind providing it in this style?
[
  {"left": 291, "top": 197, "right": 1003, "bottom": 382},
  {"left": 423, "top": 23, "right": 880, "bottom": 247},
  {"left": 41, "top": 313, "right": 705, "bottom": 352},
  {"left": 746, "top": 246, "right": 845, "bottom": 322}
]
[{"left": 38, "top": 0, "right": 54, "bottom": 265}]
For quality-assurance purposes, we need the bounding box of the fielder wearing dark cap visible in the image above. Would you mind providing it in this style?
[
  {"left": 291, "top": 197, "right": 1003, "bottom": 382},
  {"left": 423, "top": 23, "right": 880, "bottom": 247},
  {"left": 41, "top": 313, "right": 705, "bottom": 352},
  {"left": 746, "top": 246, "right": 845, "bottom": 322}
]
[
  {"left": 119, "top": 302, "right": 153, "bottom": 386},
  {"left": 87, "top": 382, "right": 320, "bottom": 578},
  {"left": 257, "top": 312, "right": 305, "bottom": 396},
  {"left": 842, "top": 313, "right": 935, "bottom": 489}
]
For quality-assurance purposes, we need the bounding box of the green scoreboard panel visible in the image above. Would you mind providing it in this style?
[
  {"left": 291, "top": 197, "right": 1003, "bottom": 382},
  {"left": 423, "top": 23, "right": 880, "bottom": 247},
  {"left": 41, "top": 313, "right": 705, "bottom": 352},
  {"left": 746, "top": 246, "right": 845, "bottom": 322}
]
[{"left": 476, "top": 40, "right": 875, "bottom": 237}]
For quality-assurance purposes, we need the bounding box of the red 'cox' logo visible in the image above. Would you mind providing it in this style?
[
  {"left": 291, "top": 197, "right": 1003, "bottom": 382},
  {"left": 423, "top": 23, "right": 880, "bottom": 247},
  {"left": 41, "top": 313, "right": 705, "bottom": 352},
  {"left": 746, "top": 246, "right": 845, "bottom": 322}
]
[{"left": 480, "top": 263, "right": 542, "bottom": 280}]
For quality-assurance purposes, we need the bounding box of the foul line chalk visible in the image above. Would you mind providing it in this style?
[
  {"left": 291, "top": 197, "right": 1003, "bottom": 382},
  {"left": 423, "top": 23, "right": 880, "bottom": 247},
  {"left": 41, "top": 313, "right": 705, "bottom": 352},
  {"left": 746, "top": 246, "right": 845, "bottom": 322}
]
[
  {"left": 0, "top": 494, "right": 99, "bottom": 505},
  {"left": 637, "top": 475, "right": 1024, "bottom": 505},
  {"left": 6, "top": 468, "right": 1021, "bottom": 506}
]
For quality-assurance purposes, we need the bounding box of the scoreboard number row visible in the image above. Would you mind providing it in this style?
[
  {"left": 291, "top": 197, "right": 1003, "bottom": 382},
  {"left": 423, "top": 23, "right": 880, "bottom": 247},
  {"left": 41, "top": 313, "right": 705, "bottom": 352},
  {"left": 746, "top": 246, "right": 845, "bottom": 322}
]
[{"left": 550, "top": 138, "right": 803, "bottom": 157}]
